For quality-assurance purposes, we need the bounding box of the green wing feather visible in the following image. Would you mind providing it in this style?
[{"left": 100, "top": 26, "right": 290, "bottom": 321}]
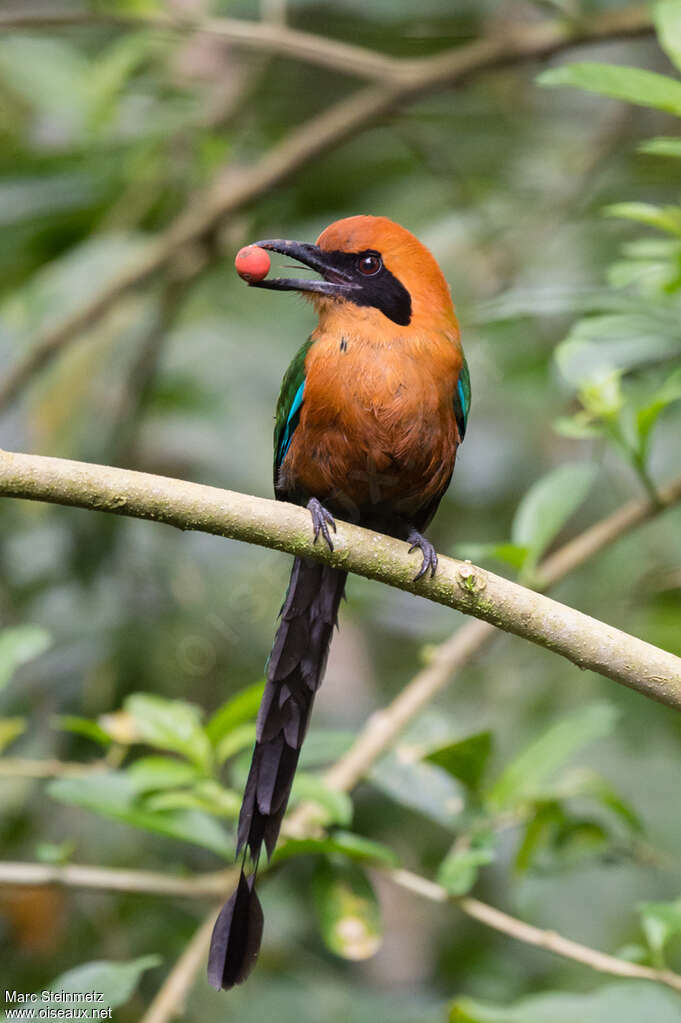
[
  {"left": 273, "top": 339, "right": 313, "bottom": 494},
  {"left": 454, "top": 357, "right": 471, "bottom": 441}
]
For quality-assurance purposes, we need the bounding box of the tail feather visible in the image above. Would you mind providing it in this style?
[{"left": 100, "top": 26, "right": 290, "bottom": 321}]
[
  {"left": 208, "top": 556, "right": 346, "bottom": 990},
  {"left": 207, "top": 870, "right": 264, "bottom": 990}
]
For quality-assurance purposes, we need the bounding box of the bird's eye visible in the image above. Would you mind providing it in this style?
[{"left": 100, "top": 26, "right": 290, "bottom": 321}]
[{"left": 357, "top": 253, "right": 382, "bottom": 276}]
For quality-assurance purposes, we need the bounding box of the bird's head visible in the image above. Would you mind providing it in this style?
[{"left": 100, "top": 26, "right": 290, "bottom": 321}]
[{"left": 251, "top": 215, "right": 458, "bottom": 337}]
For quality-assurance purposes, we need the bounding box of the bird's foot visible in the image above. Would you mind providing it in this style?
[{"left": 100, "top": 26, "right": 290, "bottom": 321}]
[
  {"left": 308, "top": 497, "right": 336, "bottom": 551},
  {"left": 407, "top": 530, "right": 438, "bottom": 581}
]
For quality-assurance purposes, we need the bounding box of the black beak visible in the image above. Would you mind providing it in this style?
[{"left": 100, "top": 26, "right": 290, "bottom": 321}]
[{"left": 249, "top": 239, "right": 359, "bottom": 298}]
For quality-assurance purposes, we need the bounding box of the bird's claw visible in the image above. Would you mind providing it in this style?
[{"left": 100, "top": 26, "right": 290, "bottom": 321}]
[
  {"left": 308, "top": 498, "right": 336, "bottom": 551},
  {"left": 407, "top": 531, "right": 438, "bottom": 581}
]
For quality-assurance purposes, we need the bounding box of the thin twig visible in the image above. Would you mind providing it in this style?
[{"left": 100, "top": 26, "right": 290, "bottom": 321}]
[
  {"left": 321, "top": 472, "right": 681, "bottom": 794},
  {"left": 1, "top": 460, "right": 676, "bottom": 1017},
  {"left": 0, "top": 11, "right": 399, "bottom": 80},
  {"left": 0, "top": 861, "right": 236, "bottom": 897},
  {"left": 386, "top": 868, "right": 681, "bottom": 994},
  {"left": 0, "top": 757, "right": 106, "bottom": 779},
  {"left": 0, "top": 8, "right": 652, "bottom": 83},
  {"left": 4, "top": 857, "right": 680, "bottom": 995},
  {"left": 1, "top": 450, "right": 680, "bottom": 707},
  {"left": 0, "top": 5, "right": 653, "bottom": 414}
]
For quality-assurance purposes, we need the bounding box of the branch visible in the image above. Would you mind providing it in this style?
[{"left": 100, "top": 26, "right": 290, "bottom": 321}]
[
  {"left": 1, "top": 450, "right": 680, "bottom": 708},
  {"left": 0, "top": 11, "right": 398, "bottom": 81},
  {"left": 0, "top": 860, "right": 236, "bottom": 897},
  {"left": 0, "top": 7, "right": 652, "bottom": 83},
  {"left": 3, "top": 469, "right": 679, "bottom": 1009},
  {"left": 4, "top": 857, "right": 680, "bottom": 995},
  {"left": 387, "top": 868, "right": 681, "bottom": 995},
  {"left": 0, "top": 757, "right": 107, "bottom": 778},
  {"left": 1, "top": 457, "right": 675, "bottom": 1016},
  {"left": 322, "top": 472, "right": 681, "bottom": 792},
  {"left": 0, "top": 5, "right": 653, "bottom": 413}
]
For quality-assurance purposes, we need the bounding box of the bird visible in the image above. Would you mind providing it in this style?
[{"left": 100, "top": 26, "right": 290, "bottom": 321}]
[{"left": 208, "top": 215, "right": 470, "bottom": 991}]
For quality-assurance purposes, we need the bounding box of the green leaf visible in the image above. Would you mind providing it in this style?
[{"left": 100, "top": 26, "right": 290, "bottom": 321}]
[
  {"left": 370, "top": 752, "right": 464, "bottom": 828},
  {"left": 454, "top": 543, "right": 529, "bottom": 572},
  {"left": 604, "top": 202, "right": 681, "bottom": 237},
  {"left": 1, "top": 955, "right": 161, "bottom": 1022},
  {"left": 53, "top": 715, "right": 112, "bottom": 747},
  {"left": 538, "top": 62, "right": 681, "bottom": 116},
  {"left": 0, "top": 717, "right": 26, "bottom": 753},
  {"left": 553, "top": 414, "right": 603, "bottom": 439},
  {"left": 487, "top": 704, "right": 618, "bottom": 811},
  {"left": 291, "top": 772, "right": 353, "bottom": 827},
  {"left": 273, "top": 830, "right": 399, "bottom": 868},
  {"left": 450, "top": 981, "right": 681, "bottom": 1022},
  {"left": 515, "top": 801, "right": 565, "bottom": 873},
  {"left": 437, "top": 846, "right": 496, "bottom": 895},
  {"left": 0, "top": 37, "right": 90, "bottom": 127},
  {"left": 424, "top": 731, "right": 493, "bottom": 792},
  {"left": 581, "top": 773, "right": 643, "bottom": 834},
  {"left": 144, "top": 780, "right": 241, "bottom": 818},
  {"left": 313, "top": 860, "right": 382, "bottom": 961},
  {"left": 635, "top": 367, "right": 681, "bottom": 456},
  {"left": 511, "top": 462, "right": 597, "bottom": 577},
  {"left": 126, "top": 756, "right": 204, "bottom": 794},
  {"left": 47, "top": 772, "right": 232, "bottom": 858},
  {"left": 578, "top": 372, "right": 625, "bottom": 419},
  {"left": 205, "top": 681, "right": 265, "bottom": 745},
  {"left": 638, "top": 898, "right": 681, "bottom": 967},
  {"left": 35, "top": 840, "right": 76, "bottom": 865},
  {"left": 552, "top": 818, "right": 610, "bottom": 867},
  {"left": 215, "top": 723, "right": 256, "bottom": 764},
  {"left": 299, "top": 728, "right": 357, "bottom": 769},
  {"left": 656, "top": 0, "right": 681, "bottom": 73},
  {"left": 124, "top": 693, "right": 212, "bottom": 772},
  {"left": 639, "top": 136, "right": 681, "bottom": 159},
  {"left": 517, "top": 806, "right": 612, "bottom": 874},
  {"left": 88, "top": 31, "right": 153, "bottom": 128},
  {"left": 0, "top": 625, "right": 52, "bottom": 690}
]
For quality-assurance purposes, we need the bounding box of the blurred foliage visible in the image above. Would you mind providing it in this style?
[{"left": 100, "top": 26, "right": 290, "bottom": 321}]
[{"left": 2, "top": 0, "right": 681, "bottom": 1019}]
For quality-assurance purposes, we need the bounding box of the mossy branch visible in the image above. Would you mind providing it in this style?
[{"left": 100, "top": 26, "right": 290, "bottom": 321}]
[{"left": 1, "top": 448, "right": 680, "bottom": 710}]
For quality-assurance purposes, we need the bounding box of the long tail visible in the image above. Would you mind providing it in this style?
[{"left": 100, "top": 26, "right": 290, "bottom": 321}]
[{"left": 207, "top": 557, "right": 346, "bottom": 990}]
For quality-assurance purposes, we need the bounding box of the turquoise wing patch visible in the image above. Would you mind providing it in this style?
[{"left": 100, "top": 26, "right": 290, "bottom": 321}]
[
  {"left": 454, "top": 358, "right": 471, "bottom": 441},
  {"left": 274, "top": 339, "right": 312, "bottom": 486},
  {"left": 277, "top": 380, "right": 305, "bottom": 466}
]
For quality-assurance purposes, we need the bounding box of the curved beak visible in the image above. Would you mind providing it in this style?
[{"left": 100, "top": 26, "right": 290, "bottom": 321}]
[{"left": 249, "top": 239, "right": 359, "bottom": 297}]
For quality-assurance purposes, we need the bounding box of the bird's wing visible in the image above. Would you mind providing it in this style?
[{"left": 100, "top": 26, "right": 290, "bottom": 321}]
[
  {"left": 273, "top": 338, "right": 313, "bottom": 495},
  {"left": 453, "top": 357, "right": 471, "bottom": 442}
]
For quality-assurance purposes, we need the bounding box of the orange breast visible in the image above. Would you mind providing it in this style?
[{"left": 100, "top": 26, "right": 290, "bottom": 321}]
[{"left": 280, "top": 326, "right": 463, "bottom": 523}]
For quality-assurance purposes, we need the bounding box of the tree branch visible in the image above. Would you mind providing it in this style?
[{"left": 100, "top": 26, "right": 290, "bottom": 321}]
[
  {"left": 0, "top": 860, "right": 236, "bottom": 897},
  {"left": 3, "top": 857, "right": 680, "bottom": 995},
  {"left": 322, "top": 473, "right": 681, "bottom": 793},
  {"left": 1, "top": 449, "right": 680, "bottom": 708},
  {"left": 0, "top": 757, "right": 106, "bottom": 779},
  {"left": 386, "top": 868, "right": 681, "bottom": 995},
  {"left": 2, "top": 468, "right": 678, "bottom": 1007},
  {"left": 0, "top": 4, "right": 653, "bottom": 414},
  {"left": 0, "top": 11, "right": 399, "bottom": 81},
  {"left": 0, "top": 7, "right": 652, "bottom": 83},
  {"left": 1, "top": 451, "right": 675, "bottom": 1015}
]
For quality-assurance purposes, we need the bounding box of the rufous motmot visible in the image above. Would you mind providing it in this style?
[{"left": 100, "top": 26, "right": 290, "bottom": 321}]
[{"left": 208, "top": 215, "right": 470, "bottom": 990}]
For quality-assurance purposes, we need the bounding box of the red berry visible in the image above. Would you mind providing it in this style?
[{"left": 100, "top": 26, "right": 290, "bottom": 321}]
[{"left": 235, "top": 245, "right": 271, "bottom": 283}]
